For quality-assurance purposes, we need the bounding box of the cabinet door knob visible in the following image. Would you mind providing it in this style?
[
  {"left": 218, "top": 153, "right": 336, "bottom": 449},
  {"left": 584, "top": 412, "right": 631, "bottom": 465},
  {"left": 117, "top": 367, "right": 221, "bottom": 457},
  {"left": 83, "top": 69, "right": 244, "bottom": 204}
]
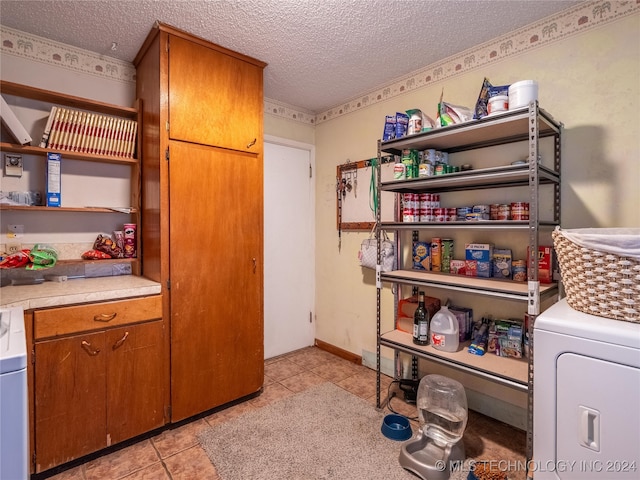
[
  {"left": 112, "top": 331, "right": 129, "bottom": 350},
  {"left": 247, "top": 138, "right": 257, "bottom": 149},
  {"left": 252, "top": 257, "right": 257, "bottom": 273},
  {"left": 81, "top": 340, "right": 100, "bottom": 356},
  {"left": 94, "top": 312, "right": 117, "bottom": 322}
]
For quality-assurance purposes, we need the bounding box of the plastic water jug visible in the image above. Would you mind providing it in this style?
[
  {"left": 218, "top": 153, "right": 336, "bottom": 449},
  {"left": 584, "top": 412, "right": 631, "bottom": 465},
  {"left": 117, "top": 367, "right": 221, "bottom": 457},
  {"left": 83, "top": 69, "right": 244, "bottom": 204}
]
[{"left": 430, "top": 305, "right": 459, "bottom": 352}]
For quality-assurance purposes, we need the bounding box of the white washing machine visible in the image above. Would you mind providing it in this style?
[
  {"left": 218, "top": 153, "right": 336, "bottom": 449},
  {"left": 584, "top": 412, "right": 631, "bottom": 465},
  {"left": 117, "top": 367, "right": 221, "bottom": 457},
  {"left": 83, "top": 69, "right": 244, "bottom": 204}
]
[
  {"left": 533, "top": 299, "right": 640, "bottom": 479},
  {"left": 0, "top": 305, "right": 29, "bottom": 480}
]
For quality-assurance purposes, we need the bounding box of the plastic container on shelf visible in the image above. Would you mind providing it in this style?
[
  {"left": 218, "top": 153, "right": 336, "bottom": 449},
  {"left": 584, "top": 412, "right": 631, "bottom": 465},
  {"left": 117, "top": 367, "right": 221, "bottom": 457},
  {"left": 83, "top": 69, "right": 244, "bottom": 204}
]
[
  {"left": 487, "top": 95, "right": 509, "bottom": 115},
  {"left": 508, "top": 80, "right": 538, "bottom": 110},
  {"left": 430, "top": 305, "right": 460, "bottom": 352}
]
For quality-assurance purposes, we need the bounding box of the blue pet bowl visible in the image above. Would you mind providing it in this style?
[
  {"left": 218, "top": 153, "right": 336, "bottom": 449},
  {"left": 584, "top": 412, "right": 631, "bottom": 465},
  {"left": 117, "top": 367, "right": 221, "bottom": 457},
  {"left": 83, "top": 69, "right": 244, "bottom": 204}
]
[{"left": 381, "top": 414, "right": 412, "bottom": 441}]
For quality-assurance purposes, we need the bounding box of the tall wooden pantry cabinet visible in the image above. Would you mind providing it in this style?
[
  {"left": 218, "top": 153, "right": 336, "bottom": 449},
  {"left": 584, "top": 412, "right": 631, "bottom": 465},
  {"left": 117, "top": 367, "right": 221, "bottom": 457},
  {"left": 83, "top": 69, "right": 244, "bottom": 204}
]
[{"left": 134, "top": 22, "right": 266, "bottom": 421}]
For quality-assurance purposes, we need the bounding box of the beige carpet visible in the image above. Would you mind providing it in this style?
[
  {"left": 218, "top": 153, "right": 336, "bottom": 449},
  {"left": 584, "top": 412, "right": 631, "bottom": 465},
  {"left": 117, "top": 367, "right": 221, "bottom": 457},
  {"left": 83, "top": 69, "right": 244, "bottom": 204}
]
[{"left": 198, "top": 382, "right": 470, "bottom": 480}]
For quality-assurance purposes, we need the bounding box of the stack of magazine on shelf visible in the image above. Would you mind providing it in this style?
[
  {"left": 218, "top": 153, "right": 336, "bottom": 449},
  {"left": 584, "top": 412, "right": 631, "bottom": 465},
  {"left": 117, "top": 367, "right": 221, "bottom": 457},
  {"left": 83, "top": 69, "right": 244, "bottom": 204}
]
[{"left": 39, "top": 106, "right": 137, "bottom": 158}]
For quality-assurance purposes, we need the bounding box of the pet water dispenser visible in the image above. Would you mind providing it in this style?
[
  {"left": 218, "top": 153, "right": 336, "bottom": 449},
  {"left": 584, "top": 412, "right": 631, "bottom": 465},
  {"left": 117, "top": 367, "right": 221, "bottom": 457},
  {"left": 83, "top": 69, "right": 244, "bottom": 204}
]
[{"left": 399, "top": 374, "right": 468, "bottom": 480}]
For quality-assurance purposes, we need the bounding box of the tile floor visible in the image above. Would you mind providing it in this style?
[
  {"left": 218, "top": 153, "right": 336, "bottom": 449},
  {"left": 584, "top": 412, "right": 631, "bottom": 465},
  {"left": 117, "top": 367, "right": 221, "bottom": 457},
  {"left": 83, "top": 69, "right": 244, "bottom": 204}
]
[{"left": 42, "top": 346, "right": 526, "bottom": 480}]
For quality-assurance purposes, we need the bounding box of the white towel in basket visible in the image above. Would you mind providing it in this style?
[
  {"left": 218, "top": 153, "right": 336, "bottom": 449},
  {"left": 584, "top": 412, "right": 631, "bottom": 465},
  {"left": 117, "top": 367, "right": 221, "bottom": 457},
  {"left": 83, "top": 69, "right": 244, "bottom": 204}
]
[{"left": 556, "top": 227, "right": 640, "bottom": 260}]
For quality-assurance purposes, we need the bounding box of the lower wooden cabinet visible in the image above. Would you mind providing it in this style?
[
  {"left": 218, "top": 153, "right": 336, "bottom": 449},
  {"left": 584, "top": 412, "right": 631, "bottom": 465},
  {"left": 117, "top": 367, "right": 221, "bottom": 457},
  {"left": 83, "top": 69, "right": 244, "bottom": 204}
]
[{"left": 32, "top": 296, "right": 164, "bottom": 473}]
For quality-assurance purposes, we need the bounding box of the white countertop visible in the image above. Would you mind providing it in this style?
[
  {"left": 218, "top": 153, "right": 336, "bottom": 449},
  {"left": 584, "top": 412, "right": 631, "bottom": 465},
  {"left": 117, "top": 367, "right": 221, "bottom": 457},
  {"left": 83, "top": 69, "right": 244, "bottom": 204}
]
[{"left": 0, "top": 275, "right": 162, "bottom": 310}]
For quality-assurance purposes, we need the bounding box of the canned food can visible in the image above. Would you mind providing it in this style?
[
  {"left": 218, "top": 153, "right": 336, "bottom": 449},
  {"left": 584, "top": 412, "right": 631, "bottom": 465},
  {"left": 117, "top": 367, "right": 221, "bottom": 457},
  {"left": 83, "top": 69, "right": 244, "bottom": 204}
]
[
  {"left": 434, "top": 207, "right": 446, "bottom": 222},
  {"left": 424, "top": 149, "right": 438, "bottom": 164},
  {"left": 472, "top": 204, "right": 490, "bottom": 214},
  {"left": 457, "top": 207, "right": 472, "bottom": 220},
  {"left": 402, "top": 157, "right": 414, "bottom": 178},
  {"left": 418, "top": 206, "right": 427, "bottom": 222},
  {"left": 435, "top": 164, "right": 446, "bottom": 176},
  {"left": 393, "top": 162, "right": 406, "bottom": 180},
  {"left": 446, "top": 208, "right": 457, "bottom": 222},
  {"left": 498, "top": 204, "right": 510, "bottom": 220},
  {"left": 431, "top": 193, "right": 440, "bottom": 207},
  {"left": 511, "top": 202, "right": 530, "bottom": 221},
  {"left": 419, "top": 193, "right": 430, "bottom": 208},
  {"left": 422, "top": 207, "right": 435, "bottom": 222},
  {"left": 418, "top": 163, "right": 433, "bottom": 177},
  {"left": 512, "top": 260, "right": 527, "bottom": 281},
  {"left": 403, "top": 193, "right": 418, "bottom": 209},
  {"left": 441, "top": 238, "right": 454, "bottom": 273},
  {"left": 123, "top": 223, "right": 137, "bottom": 258},
  {"left": 403, "top": 207, "right": 416, "bottom": 223},
  {"left": 490, "top": 204, "right": 500, "bottom": 220},
  {"left": 431, "top": 238, "right": 442, "bottom": 272},
  {"left": 465, "top": 212, "right": 483, "bottom": 221}
]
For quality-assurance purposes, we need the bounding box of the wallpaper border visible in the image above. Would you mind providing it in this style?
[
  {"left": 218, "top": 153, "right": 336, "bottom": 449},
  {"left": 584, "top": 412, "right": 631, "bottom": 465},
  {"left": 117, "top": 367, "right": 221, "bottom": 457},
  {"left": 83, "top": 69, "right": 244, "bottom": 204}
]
[
  {"left": 1, "top": 26, "right": 136, "bottom": 83},
  {"left": 314, "top": 0, "right": 639, "bottom": 125}
]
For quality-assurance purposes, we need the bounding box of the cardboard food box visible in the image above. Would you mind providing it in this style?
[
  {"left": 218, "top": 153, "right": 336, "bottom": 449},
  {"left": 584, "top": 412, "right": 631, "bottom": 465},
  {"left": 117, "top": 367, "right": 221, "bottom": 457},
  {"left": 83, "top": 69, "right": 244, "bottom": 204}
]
[
  {"left": 449, "top": 306, "right": 474, "bottom": 342},
  {"left": 464, "top": 260, "right": 477, "bottom": 277},
  {"left": 449, "top": 259, "right": 466, "bottom": 275},
  {"left": 487, "top": 318, "right": 523, "bottom": 358},
  {"left": 412, "top": 241, "right": 431, "bottom": 271},
  {"left": 492, "top": 248, "right": 512, "bottom": 279},
  {"left": 397, "top": 295, "right": 441, "bottom": 334},
  {"left": 46, "top": 152, "right": 61, "bottom": 207},
  {"left": 465, "top": 243, "right": 493, "bottom": 278},
  {"left": 528, "top": 245, "right": 554, "bottom": 283}
]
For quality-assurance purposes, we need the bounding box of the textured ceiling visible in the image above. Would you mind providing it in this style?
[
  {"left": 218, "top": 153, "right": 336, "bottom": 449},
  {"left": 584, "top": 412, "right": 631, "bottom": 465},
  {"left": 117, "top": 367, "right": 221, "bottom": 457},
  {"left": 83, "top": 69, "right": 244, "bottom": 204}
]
[{"left": 0, "top": 0, "right": 583, "bottom": 113}]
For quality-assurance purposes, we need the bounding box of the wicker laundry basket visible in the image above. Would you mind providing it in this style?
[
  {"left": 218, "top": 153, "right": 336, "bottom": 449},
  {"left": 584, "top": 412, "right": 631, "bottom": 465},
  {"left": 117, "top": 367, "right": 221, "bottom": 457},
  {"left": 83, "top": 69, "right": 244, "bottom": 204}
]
[{"left": 552, "top": 227, "right": 640, "bottom": 323}]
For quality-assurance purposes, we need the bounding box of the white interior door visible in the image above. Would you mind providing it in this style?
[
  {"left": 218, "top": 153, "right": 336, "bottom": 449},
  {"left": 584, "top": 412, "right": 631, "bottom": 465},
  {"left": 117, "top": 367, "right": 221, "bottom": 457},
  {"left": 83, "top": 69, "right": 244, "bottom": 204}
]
[{"left": 264, "top": 138, "right": 315, "bottom": 359}]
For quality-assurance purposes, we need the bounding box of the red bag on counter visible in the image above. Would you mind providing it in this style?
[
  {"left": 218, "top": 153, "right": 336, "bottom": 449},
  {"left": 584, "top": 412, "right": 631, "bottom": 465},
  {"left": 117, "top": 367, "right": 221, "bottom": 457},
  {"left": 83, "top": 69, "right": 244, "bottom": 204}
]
[
  {"left": 82, "top": 249, "right": 112, "bottom": 260},
  {"left": 0, "top": 250, "right": 31, "bottom": 269}
]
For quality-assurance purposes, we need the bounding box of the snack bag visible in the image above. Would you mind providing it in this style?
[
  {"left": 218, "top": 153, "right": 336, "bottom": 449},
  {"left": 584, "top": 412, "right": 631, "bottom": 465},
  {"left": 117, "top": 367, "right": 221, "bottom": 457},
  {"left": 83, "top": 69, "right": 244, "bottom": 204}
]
[
  {"left": 26, "top": 244, "right": 58, "bottom": 270},
  {"left": 473, "top": 77, "right": 492, "bottom": 119},
  {"left": 474, "top": 78, "right": 511, "bottom": 119},
  {"left": 382, "top": 115, "right": 396, "bottom": 141},
  {"left": 93, "top": 233, "right": 124, "bottom": 258},
  {"left": 395, "top": 112, "right": 409, "bottom": 138},
  {"left": 82, "top": 249, "right": 112, "bottom": 260},
  {"left": 0, "top": 249, "right": 31, "bottom": 269},
  {"left": 438, "top": 102, "right": 474, "bottom": 126}
]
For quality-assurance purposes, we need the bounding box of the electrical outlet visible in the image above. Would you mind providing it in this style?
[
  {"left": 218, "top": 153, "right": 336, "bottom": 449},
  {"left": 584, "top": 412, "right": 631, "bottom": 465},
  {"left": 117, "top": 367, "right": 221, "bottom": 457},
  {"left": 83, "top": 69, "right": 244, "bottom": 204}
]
[
  {"left": 7, "top": 243, "right": 21, "bottom": 254},
  {"left": 7, "top": 224, "right": 24, "bottom": 238}
]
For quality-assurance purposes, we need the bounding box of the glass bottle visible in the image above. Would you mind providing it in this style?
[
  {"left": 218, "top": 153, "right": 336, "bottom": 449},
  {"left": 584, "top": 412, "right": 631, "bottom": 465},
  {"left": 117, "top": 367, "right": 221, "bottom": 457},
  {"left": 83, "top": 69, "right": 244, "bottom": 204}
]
[{"left": 412, "top": 291, "right": 429, "bottom": 346}]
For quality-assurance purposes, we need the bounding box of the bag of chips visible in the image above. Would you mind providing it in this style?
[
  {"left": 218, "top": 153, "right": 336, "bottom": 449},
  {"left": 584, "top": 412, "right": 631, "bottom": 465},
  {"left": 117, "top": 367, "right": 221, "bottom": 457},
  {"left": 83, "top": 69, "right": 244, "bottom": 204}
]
[
  {"left": 93, "top": 234, "right": 124, "bottom": 258},
  {"left": 26, "top": 244, "right": 58, "bottom": 270}
]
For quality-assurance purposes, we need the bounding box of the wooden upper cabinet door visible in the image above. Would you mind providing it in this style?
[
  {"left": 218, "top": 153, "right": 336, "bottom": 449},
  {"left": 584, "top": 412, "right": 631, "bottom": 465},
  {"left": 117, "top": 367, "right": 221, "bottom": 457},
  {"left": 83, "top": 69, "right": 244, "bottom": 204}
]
[
  {"left": 34, "top": 332, "right": 107, "bottom": 473},
  {"left": 168, "top": 35, "right": 264, "bottom": 152}
]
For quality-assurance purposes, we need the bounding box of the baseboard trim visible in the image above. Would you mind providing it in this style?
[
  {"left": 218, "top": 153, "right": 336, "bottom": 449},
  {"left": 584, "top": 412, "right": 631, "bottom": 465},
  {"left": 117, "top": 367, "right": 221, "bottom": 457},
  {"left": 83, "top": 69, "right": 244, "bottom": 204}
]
[{"left": 315, "top": 339, "right": 362, "bottom": 365}]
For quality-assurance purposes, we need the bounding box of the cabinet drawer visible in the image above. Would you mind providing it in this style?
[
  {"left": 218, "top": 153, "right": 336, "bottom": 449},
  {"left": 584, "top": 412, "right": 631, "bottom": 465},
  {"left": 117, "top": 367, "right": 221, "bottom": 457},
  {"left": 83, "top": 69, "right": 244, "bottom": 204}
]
[{"left": 34, "top": 295, "right": 162, "bottom": 340}]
